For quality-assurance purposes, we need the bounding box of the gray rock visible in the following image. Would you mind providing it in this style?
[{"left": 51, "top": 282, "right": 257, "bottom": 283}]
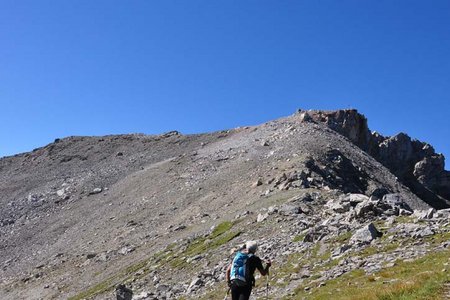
[
  {"left": 370, "top": 188, "right": 390, "bottom": 200},
  {"left": 96, "top": 252, "right": 109, "bottom": 262},
  {"left": 187, "top": 277, "right": 203, "bottom": 293},
  {"left": 132, "top": 292, "right": 151, "bottom": 300},
  {"left": 400, "top": 223, "right": 422, "bottom": 236},
  {"left": 186, "top": 255, "right": 203, "bottom": 263},
  {"left": 326, "top": 199, "right": 351, "bottom": 213},
  {"left": 331, "top": 244, "right": 351, "bottom": 257},
  {"left": 351, "top": 223, "right": 382, "bottom": 244},
  {"left": 86, "top": 253, "right": 96, "bottom": 259},
  {"left": 435, "top": 209, "right": 450, "bottom": 219},
  {"left": 382, "top": 194, "right": 404, "bottom": 206},
  {"left": 252, "top": 179, "right": 263, "bottom": 187},
  {"left": 56, "top": 189, "right": 66, "bottom": 197},
  {"left": 426, "top": 208, "right": 436, "bottom": 219},
  {"left": 414, "top": 210, "right": 429, "bottom": 219},
  {"left": 116, "top": 284, "right": 133, "bottom": 300},
  {"left": 354, "top": 200, "right": 375, "bottom": 218},
  {"left": 299, "top": 112, "right": 313, "bottom": 123},
  {"left": 174, "top": 225, "right": 186, "bottom": 231},
  {"left": 257, "top": 213, "right": 269, "bottom": 223},
  {"left": 156, "top": 284, "right": 169, "bottom": 292},
  {"left": 118, "top": 246, "right": 135, "bottom": 255},
  {"left": 90, "top": 188, "right": 103, "bottom": 195},
  {"left": 267, "top": 206, "right": 278, "bottom": 214},
  {"left": 280, "top": 204, "right": 302, "bottom": 215},
  {"left": 415, "top": 227, "right": 434, "bottom": 238},
  {"left": 347, "top": 194, "right": 369, "bottom": 204},
  {"left": 399, "top": 208, "right": 413, "bottom": 216},
  {"left": 0, "top": 218, "right": 15, "bottom": 226},
  {"left": 414, "top": 209, "right": 436, "bottom": 220}
]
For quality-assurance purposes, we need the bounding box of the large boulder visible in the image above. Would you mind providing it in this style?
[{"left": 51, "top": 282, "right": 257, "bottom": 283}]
[
  {"left": 325, "top": 198, "right": 351, "bottom": 213},
  {"left": 350, "top": 223, "right": 382, "bottom": 244}
]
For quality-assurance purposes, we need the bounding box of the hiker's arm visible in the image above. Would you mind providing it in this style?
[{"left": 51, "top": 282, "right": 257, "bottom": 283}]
[
  {"left": 257, "top": 260, "right": 271, "bottom": 276},
  {"left": 225, "top": 264, "right": 231, "bottom": 285}
]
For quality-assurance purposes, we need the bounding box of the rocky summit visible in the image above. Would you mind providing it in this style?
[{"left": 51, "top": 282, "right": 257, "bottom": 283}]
[{"left": 1, "top": 109, "right": 449, "bottom": 300}]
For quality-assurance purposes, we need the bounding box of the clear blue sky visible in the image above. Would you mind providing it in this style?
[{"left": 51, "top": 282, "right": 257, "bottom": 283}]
[{"left": 1, "top": 1, "right": 449, "bottom": 168}]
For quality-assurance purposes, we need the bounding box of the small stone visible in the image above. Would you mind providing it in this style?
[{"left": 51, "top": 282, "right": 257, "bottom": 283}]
[
  {"left": 174, "top": 225, "right": 186, "bottom": 231},
  {"left": 252, "top": 179, "right": 263, "bottom": 187},
  {"left": 257, "top": 213, "right": 269, "bottom": 223},
  {"left": 187, "top": 277, "right": 203, "bottom": 293},
  {"left": 90, "top": 188, "right": 102, "bottom": 195},
  {"left": 399, "top": 208, "right": 413, "bottom": 216},
  {"left": 268, "top": 206, "right": 278, "bottom": 214},
  {"left": 426, "top": 208, "right": 436, "bottom": 219},
  {"left": 290, "top": 273, "right": 299, "bottom": 280},
  {"left": 132, "top": 291, "right": 149, "bottom": 300},
  {"left": 118, "top": 246, "right": 135, "bottom": 255}
]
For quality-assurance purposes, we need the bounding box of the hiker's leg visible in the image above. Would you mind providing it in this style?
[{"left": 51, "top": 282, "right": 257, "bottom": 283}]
[
  {"left": 230, "top": 283, "right": 240, "bottom": 300},
  {"left": 239, "top": 286, "right": 252, "bottom": 300}
]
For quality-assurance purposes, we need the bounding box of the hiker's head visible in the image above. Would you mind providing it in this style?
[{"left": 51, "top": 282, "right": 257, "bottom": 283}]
[{"left": 245, "top": 241, "right": 258, "bottom": 253}]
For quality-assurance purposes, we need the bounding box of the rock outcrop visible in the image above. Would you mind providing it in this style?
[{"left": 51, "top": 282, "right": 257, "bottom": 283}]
[{"left": 298, "top": 109, "right": 450, "bottom": 208}]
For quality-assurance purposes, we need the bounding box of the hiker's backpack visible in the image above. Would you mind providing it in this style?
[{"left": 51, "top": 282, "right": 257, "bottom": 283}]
[{"left": 230, "top": 251, "right": 253, "bottom": 284}]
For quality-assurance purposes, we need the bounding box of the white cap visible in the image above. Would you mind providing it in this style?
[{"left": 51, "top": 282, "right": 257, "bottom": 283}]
[{"left": 245, "top": 241, "right": 258, "bottom": 253}]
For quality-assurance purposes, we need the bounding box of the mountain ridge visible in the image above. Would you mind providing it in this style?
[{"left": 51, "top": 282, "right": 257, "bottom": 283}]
[{"left": 1, "top": 109, "right": 449, "bottom": 299}]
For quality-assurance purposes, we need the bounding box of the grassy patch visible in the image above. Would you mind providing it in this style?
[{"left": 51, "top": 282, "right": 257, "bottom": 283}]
[
  {"left": 272, "top": 251, "right": 307, "bottom": 287},
  {"left": 292, "top": 233, "right": 307, "bottom": 243},
  {"left": 69, "top": 278, "right": 114, "bottom": 300},
  {"left": 425, "top": 230, "right": 450, "bottom": 246},
  {"left": 170, "top": 222, "right": 241, "bottom": 269},
  {"left": 288, "top": 248, "right": 450, "bottom": 300},
  {"left": 332, "top": 231, "right": 352, "bottom": 244},
  {"left": 211, "top": 221, "right": 233, "bottom": 237},
  {"left": 394, "top": 216, "right": 415, "bottom": 225}
]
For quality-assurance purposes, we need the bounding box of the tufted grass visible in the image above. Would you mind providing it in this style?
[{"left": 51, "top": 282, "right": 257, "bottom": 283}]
[{"left": 288, "top": 248, "right": 450, "bottom": 300}]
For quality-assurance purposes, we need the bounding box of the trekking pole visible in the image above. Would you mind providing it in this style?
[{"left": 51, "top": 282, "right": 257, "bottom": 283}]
[{"left": 266, "top": 272, "right": 269, "bottom": 300}]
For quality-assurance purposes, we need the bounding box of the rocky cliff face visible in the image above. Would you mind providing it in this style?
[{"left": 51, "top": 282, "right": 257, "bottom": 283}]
[{"left": 299, "top": 109, "right": 450, "bottom": 208}]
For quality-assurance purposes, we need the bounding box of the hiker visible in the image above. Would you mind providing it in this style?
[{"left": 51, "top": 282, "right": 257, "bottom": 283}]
[{"left": 225, "top": 241, "right": 271, "bottom": 300}]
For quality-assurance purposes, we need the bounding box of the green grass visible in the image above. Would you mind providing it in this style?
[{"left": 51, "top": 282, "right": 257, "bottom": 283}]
[
  {"left": 69, "top": 221, "right": 240, "bottom": 299},
  {"left": 332, "top": 231, "right": 352, "bottom": 244},
  {"left": 68, "top": 272, "right": 123, "bottom": 300},
  {"left": 276, "top": 228, "right": 450, "bottom": 300},
  {"left": 170, "top": 221, "right": 241, "bottom": 268},
  {"left": 292, "top": 233, "right": 307, "bottom": 243},
  {"left": 424, "top": 230, "right": 450, "bottom": 246},
  {"left": 287, "top": 248, "right": 450, "bottom": 300}
]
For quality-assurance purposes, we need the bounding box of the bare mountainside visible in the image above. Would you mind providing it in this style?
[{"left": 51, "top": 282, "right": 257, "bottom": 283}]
[{"left": 1, "top": 109, "right": 449, "bottom": 300}]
